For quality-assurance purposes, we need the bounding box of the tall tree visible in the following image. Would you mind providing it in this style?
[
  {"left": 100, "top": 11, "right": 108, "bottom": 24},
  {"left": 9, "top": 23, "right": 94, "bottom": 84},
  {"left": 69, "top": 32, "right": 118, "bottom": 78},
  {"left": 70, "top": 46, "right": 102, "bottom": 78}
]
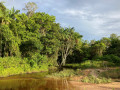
[
  {"left": 0, "top": 2, "right": 12, "bottom": 57},
  {"left": 59, "top": 27, "right": 82, "bottom": 66},
  {"left": 23, "top": 2, "right": 38, "bottom": 18}
]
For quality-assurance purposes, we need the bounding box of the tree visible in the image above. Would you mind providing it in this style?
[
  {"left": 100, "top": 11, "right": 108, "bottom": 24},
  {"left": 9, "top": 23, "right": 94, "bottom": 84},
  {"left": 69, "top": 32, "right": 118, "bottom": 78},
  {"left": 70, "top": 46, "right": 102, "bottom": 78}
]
[
  {"left": 90, "top": 41, "right": 106, "bottom": 58},
  {"left": 0, "top": 24, "right": 21, "bottom": 57},
  {"left": 106, "top": 34, "right": 120, "bottom": 57},
  {"left": 0, "top": 2, "right": 6, "bottom": 18},
  {"left": 27, "top": 12, "right": 56, "bottom": 36},
  {"left": 80, "top": 40, "right": 90, "bottom": 60},
  {"left": 0, "top": 2, "right": 12, "bottom": 57},
  {"left": 9, "top": 7, "right": 20, "bottom": 19},
  {"left": 110, "top": 33, "right": 117, "bottom": 40},
  {"left": 13, "top": 13, "right": 42, "bottom": 58},
  {"left": 0, "top": 2, "right": 11, "bottom": 25},
  {"left": 100, "top": 37, "right": 111, "bottom": 48},
  {"left": 66, "top": 38, "right": 83, "bottom": 63},
  {"left": 23, "top": 2, "right": 38, "bottom": 18},
  {"left": 90, "top": 40, "right": 95, "bottom": 46},
  {"left": 59, "top": 27, "right": 82, "bottom": 66}
]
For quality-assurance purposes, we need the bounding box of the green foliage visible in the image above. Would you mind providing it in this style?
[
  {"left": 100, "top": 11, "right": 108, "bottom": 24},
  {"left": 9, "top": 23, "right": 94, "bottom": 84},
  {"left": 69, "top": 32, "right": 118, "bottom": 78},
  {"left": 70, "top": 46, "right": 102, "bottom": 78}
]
[
  {"left": 0, "top": 2, "right": 120, "bottom": 79},
  {"left": 101, "top": 54, "right": 120, "bottom": 65},
  {"left": 106, "top": 34, "right": 120, "bottom": 57},
  {"left": 31, "top": 53, "right": 48, "bottom": 66},
  {"left": 80, "top": 60, "right": 103, "bottom": 68},
  {"left": 100, "top": 68, "right": 120, "bottom": 79},
  {"left": 0, "top": 57, "right": 31, "bottom": 77},
  {"left": 81, "top": 75, "right": 112, "bottom": 84},
  {"left": 59, "top": 27, "right": 82, "bottom": 66},
  {"left": 0, "top": 2, "right": 6, "bottom": 19},
  {"left": 66, "top": 60, "right": 115, "bottom": 69},
  {"left": 0, "top": 24, "right": 21, "bottom": 57},
  {"left": 0, "top": 57, "right": 49, "bottom": 77},
  {"left": 66, "top": 38, "right": 83, "bottom": 63},
  {"left": 47, "top": 69, "right": 76, "bottom": 78},
  {"left": 90, "top": 41, "right": 106, "bottom": 58}
]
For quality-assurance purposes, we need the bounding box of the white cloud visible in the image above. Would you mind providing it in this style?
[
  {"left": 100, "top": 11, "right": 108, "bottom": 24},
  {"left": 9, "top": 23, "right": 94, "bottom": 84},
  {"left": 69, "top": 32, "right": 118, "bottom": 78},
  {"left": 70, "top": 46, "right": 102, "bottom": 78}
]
[
  {"left": 61, "top": 9, "right": 86, "bottom": 15},
  {"left": 55, "top": 5, "right": 120, "bottom": 39}
]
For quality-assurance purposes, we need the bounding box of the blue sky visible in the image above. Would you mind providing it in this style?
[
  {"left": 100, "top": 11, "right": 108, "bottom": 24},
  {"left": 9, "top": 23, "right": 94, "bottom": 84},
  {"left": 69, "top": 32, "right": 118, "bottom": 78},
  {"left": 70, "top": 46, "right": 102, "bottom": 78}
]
[{"left": 1, "top": 0, "right": 120, "bottom": 41}]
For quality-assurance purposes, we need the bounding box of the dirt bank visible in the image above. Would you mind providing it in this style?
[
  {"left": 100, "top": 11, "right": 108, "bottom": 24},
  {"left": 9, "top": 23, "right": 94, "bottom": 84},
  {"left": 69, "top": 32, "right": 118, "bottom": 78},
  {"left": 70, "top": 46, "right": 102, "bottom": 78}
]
[{"left": 69, "top": 81, "right": 120, "bottom": 90}]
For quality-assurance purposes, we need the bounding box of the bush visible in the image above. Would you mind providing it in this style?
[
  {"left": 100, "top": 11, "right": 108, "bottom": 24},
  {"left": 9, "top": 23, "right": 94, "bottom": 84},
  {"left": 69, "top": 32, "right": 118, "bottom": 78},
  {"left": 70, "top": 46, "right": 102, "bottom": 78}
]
[
  {"left": 0, "top": 57, "right": 49, "bottom": 77},
  {"left": 80, "top": 60, "right": 114, "bottom": 68},
  {"left": 66, "top": 60, "right": 115, "bottom": 69},
  {"left": 81, "top": 75, "right": 112, "bottom": 84},
  {"left": 0, "top": 57, "right": 31, "bottom": 77},
  {"left": 101, "top": 54, "right": 120, "bottom": 65},
  {"left": 100, "top": 68, "right": 120, "bottom": 79},
  {"left": 31, "top": 53, "right": 48, "bottom": 67},
  {"left": 47, "top": 69, "right": 76, "bottom": 78}
]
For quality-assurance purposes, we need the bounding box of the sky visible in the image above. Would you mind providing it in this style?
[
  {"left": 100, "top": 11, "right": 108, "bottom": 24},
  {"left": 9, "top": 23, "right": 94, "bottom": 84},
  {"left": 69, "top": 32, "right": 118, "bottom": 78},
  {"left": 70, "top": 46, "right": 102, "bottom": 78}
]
[{"left": 1, "top": 0, "right": 120, "bottom": 41}]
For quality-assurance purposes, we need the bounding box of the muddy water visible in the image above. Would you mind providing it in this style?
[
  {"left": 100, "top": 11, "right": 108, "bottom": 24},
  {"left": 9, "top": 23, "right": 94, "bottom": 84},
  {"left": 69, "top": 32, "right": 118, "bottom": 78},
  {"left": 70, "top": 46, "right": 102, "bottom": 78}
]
[{"left": 0, "top": 72, "right": 74, "bottom": 90}]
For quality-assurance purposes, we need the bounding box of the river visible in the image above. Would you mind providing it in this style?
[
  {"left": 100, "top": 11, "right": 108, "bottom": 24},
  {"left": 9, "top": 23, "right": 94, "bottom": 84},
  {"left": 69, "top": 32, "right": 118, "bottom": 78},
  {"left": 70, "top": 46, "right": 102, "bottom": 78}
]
[{"left": 0, "top": 72, "right": 75, "bottom": 90}]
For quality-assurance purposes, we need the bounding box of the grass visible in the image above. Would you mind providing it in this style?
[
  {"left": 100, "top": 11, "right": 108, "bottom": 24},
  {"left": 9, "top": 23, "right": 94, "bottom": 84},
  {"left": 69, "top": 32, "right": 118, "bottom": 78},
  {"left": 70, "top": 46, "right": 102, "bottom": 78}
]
[
  {"left": 50, "top": 60, "right": 119, "bottom": 84},
  {"left": 81, "top": 75, "right": 112, "bottom": 84},
  {"left": 47, "top": 68, "right": 113, "bottom": 84},
  {"left": 47, "top": 69, "right": 79, "bottom": 78},
  {"left": 66, "top": 60, "right": 115, "bottom": 69},
  {"left": 47, "top": 60, "right": 119, "bottom": 84},
  {"left": 100, "top": 68, "right": 120, "bottom": 79}
]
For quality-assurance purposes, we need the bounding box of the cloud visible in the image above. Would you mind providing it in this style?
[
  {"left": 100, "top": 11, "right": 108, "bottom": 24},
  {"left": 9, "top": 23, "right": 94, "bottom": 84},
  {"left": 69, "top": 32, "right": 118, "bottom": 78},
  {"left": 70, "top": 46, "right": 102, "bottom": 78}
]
[{"left": 54, "top": 0, "right": 120, "bottom": 40}]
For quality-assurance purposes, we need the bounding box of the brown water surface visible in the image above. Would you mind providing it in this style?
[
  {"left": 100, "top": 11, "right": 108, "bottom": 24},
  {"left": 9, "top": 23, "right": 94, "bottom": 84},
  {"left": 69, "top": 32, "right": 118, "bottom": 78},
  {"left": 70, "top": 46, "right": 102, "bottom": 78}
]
[{"left": 0, "top": 72, "right": 74, "bottom": 90}]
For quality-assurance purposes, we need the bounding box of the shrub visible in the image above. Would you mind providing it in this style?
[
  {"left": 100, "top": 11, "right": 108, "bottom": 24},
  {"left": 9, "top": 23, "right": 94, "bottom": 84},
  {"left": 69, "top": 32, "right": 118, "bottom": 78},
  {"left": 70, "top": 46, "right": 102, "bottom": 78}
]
[
  {"left": 47, "top": 69, "right": 76, "bottom": 78},
  {"left": 0, "top": 57, "right": 31, "bottom": 77},
  {"left": 81, "top": 75, "right": 112, "bottom": 84},
  {"left": 101, "top": 54, "right": 120, "bottom": 65},
  {"left": 100, "top": 68, "right": 120, "bottom": 79},
  {"left": 66, "top": 60, "right": 115, "bottom": 69},
  {"left": 0, "top": 57, "right": 48, "bottom": 77},
  {"left": 79, "top": 60, "right": 114, "bottom": 68},
  {"left": 31, "top": 53, "right": 48, "bottom": 67}
]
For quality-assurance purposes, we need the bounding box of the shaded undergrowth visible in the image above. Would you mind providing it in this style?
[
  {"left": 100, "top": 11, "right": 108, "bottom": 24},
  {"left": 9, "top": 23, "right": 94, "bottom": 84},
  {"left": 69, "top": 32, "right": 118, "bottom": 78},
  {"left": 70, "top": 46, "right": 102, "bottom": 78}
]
[
  {"left": 65, "top": 60, "right": 116, "bottom": 69},
  {"left": 100, "top": 68, "right": 120, "bottom": 79}
]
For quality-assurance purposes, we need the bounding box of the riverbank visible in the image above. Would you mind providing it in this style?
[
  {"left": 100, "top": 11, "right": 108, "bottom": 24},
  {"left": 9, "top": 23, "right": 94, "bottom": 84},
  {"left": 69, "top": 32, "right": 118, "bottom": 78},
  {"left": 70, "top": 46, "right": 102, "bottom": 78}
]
[
  {"left": 69, "top": 81, "right": 120, "bottom": 90},
  {"left": 0, "top": 68, "right": 48, "bottom": 78},
  {"left": 0, "top": 67, "right": 120, "bottom": 90},
  {"left": 47, "top": 67, "right": 120, "bottom": 84},
  {"left": 1, "top": 71, "right": 119, "bottom": 90}
]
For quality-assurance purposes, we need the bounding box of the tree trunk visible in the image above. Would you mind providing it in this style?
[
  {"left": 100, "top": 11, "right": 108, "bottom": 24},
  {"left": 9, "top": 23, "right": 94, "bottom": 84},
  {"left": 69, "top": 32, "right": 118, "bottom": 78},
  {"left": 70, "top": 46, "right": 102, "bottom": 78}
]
[
  {"left": 61, "top": 55, "right": 67, "bottom": 66},
  {"left": 61, "top": 46, "right": 69, "bottom": 66}
]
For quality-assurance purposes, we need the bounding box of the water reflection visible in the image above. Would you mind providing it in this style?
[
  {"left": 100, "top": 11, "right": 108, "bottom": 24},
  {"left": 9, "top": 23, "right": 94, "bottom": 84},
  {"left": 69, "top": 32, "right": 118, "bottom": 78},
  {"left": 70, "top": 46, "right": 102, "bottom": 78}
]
[{"left": 0, "top": 72, "right": 74, "bottom": 90}]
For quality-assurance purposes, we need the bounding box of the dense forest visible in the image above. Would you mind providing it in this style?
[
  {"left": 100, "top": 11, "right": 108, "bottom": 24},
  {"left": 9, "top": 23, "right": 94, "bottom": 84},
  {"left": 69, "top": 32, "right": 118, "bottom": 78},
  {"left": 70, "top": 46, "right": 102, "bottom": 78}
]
[{"left": 0, "top": 2, "right": 120, "bottom": 77}]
